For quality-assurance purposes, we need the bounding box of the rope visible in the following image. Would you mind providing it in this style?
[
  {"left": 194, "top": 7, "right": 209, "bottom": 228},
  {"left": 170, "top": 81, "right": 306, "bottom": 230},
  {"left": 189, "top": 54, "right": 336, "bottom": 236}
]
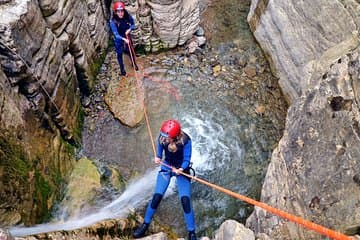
[
  {"left": 126, "top": 34, "right": 157, "bottom": 157},
  {"left": 160, "top": 162, "right": 352, "bottom": 240},
  {"left": 124, "top": 37, "right": 353, "bottom": 240}
]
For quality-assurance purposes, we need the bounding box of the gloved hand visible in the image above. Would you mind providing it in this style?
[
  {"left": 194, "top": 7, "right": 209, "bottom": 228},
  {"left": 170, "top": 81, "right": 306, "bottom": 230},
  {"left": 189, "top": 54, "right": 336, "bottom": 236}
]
[
  {"left": 173, "top": 167, "right": 183, "bottom": 175},
  {"left": 154, "top": 157, "right": 161, "bottom": 164}
]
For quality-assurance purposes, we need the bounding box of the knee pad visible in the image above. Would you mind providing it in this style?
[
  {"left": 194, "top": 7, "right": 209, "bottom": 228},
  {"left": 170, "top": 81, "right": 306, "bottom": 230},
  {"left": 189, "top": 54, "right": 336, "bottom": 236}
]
[
  {"left": 150, "top": 193, "right": 163, "bottom": 209},
  {"left": 181, "top": 196, "right": 191, "bottom": 214}
]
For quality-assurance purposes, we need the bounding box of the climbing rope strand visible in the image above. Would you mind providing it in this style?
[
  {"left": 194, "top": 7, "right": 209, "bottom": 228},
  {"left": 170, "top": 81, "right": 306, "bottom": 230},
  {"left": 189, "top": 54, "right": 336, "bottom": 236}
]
[
  {"left": 126, "top": 34, "right": 138, "bottom": 77},
  {"left": 125, "top": 38, "right": 352, "bottom": 240},
  {"left": 143, "top": 107, "right": 157, "bottom": 158},
  {"left": 126, "top": 36, "right": 157, "bottom": 158}
]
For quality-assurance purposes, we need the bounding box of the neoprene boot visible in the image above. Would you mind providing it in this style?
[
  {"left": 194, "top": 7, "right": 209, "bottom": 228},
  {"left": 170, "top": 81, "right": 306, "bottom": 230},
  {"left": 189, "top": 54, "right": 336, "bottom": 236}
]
[
  {"left": 133, "top": 222, "right": 149, "bottom": 238},
  {"left": 188, "top": 231, "right": 197, "bottom": 240}
]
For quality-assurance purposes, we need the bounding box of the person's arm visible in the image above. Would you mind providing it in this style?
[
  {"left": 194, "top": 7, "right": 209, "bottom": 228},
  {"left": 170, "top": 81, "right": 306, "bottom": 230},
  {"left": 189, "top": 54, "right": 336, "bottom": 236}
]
[
  {"left": 180, "top": 139, "right": 192, "bottom": 170},
  {"left": 110, "top": 20, "right": 128, "bottom": 42},
  {"left": 109, "top": 20, "right": 121, "bottom": 39},
  {"left": 156, "top": 136, "right": 164, "bottom": 161}
]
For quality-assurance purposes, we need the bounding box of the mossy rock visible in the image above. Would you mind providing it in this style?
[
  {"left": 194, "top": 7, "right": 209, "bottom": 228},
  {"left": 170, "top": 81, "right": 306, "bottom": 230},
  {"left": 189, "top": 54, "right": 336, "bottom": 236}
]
[{"left": 61, "top": 157, "right": 101, "bottom": 217}]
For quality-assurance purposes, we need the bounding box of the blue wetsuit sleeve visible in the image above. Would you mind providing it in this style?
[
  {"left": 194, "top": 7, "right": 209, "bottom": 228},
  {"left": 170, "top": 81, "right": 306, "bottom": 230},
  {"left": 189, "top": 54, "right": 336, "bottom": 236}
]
[
  {"left": 156, "top": 137, "right": 163, "bottom": 159},
  {"left": 109, "top": 20, "right": 121, "bottom": 39},
  {"left": 181, "top": 139, "right": 192, "bottom": 169}
]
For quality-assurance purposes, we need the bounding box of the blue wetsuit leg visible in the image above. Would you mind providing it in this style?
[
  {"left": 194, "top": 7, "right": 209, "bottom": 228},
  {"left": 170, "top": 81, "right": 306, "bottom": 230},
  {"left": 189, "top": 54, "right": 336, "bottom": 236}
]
[
  {"left": 176, "top": 175, "right": 195, "bottom": 232},
  {"left": 114, "top": 39, "right": 126, "bottom": 74},
  {"left": 144, "top": 171, "right": 171, "bottom": 224}
]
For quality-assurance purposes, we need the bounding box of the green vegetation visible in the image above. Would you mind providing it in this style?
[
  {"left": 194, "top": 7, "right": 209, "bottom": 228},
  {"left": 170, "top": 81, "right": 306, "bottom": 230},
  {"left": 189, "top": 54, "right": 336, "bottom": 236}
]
[
  {"left": 89, "top": 47, "right": 108, "bottom": 85},
  {"left": 73, "top": 105, "right": 85, "bottom": 145},
  {"left": 0, "top": 135, "right": 31, "bottom": 182},
  {"left": 59, "top": 135, "right": 76, "bottom": 155},
  {"left": 35, "top": 170, "right": 52, "bottom": 201},
  {"left": 34, "top": 169, "right": 52, "bottom": 222},
  {"left": 136, "top": 43, "right": 169, "bottom": 55}
]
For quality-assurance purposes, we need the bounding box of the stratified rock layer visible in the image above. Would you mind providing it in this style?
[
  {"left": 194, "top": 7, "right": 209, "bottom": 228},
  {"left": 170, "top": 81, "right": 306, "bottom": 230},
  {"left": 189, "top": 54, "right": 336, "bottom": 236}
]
[
  {"left": 0, "top": 0, "right": 109, "bottom": 226},
  {"left": 247, "top": 0, "right": 360, "bottom": 239}
]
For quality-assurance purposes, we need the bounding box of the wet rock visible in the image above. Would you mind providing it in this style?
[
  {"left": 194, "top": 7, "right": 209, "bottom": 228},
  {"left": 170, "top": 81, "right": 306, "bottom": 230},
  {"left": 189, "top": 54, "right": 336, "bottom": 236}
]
[
  {"left": 56, "top": 157, "right": 101, "bottom": 219},
  {"left": 243, "top": 66, "right": 257, "bottom": 78},
  {"left": 255, "top": 105, "right": 266, "bottom": 115},
  {"left": 195, "top": 26, "right": 205, "bottom": 36},
  {"left": 81, "top": 97, "right": 91, "bottom": 108},
  {"left": 212, "top": 65, "right": 221, "bottom": 77},
  {"left": 0, "top": 228, "right": 13, "bottom": 240},
  {"left": 0, "top": 211, "right": 21, "bottom": 226},
  {"left": 213, "top": 220, "right": 255, "bottom": 240},
  {"left": 104, "top": 67, "right": 144, "bottom": 128},
  {"left": 353, "top": 174, "right": 360, "bottom": 187},
  {"left": 188, "top": 40, "right": 198, "bottom": 54}
]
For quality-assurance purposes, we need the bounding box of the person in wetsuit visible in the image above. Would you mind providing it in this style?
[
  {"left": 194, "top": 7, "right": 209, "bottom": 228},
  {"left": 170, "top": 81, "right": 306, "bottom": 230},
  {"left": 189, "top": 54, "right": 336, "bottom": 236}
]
[
  {"left": 133, "top": 119, "right": 197, "bottom": 240},
  {"left": 109, "top": 1, "right": 138, "bottom": 76}
]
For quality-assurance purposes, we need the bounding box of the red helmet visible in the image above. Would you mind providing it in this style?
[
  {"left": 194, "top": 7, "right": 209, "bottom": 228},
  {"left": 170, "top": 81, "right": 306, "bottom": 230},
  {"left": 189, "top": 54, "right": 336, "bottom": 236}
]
[
  {"left": 160, "top": 119, "right": 181, "bottom": 138},
  {"left": 113, "top": 2, "right": 125, "bottom": 11}
]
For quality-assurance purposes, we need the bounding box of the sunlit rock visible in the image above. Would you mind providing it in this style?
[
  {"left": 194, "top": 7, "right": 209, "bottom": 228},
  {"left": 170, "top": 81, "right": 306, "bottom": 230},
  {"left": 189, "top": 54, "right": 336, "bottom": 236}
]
[
  {"left": 104, "top": 54, "right": 144, "bottom": 127},
  {"left": 213, "top": 220, "right": 255, "bottom": 240}
]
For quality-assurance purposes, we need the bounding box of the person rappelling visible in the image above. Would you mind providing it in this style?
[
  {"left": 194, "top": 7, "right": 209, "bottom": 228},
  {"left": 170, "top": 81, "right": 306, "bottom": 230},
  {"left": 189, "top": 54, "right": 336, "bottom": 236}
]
[
  {"left": 133, "top": 119, "right": 197, "bottom": 240},
  {"left": 110, "top": 1, "right": 139, "bottom": 76}
]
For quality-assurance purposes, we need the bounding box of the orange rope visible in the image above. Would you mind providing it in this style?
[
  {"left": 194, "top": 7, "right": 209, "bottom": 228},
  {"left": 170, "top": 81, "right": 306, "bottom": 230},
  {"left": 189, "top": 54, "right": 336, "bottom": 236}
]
[
  {"left": 159, "top": 162, "right": 352, "bottom": 240},
  {"left": 124, "top": 37, "right": 353, "bottom": 240}
]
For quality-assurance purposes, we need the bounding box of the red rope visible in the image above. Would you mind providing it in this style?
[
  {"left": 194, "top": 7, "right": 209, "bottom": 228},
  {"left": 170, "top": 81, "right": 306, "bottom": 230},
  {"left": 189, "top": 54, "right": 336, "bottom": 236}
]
[{"left": 126, "top": 34, "right": 157, "bottom": 158}]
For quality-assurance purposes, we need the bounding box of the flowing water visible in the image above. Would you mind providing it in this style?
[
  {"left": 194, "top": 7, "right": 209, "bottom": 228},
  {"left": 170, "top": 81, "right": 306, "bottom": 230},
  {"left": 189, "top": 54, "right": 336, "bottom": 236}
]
[
  {"left": 10, "top": 0, "right": 288, "bottom": 238},
  {"left": 10, "top": 170, "right": 158, "bottom": 236}
]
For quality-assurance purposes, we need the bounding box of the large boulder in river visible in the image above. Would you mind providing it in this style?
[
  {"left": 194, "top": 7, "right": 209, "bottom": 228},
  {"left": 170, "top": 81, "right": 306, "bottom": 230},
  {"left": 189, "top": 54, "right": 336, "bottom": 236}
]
[{"left": 104, "top": 53, "right": 144, "bottom": 127}]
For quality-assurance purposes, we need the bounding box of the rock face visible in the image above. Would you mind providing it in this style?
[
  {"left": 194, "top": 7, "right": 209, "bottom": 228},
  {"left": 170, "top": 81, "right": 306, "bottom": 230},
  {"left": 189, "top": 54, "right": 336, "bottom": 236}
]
[
  {"left": 247, "top": 0, "right": 359, "bottom": 103},
  {"left": 130, "top": 0, "right": 200, "bottom": 52},
  {"left": 0, "top": 0, "right": 201, "bottom": 228},
  {"left": 247, "top": 0, "right": 360, "bottom": 239},
  {"left": 0, "top": 0, "right": 109, "bottom": 226},
  {"left": 0, "top": 0, "right": 199, "bottom": 229}
]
